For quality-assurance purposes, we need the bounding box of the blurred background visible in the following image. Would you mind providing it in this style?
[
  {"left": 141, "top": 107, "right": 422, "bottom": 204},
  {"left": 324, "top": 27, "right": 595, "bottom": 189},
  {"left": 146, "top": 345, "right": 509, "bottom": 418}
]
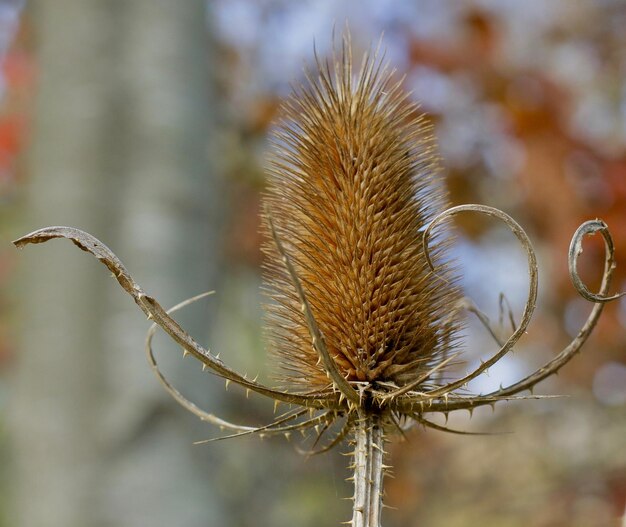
[{"left": 1, "top": 1, "right": 625, "bottom": 526}]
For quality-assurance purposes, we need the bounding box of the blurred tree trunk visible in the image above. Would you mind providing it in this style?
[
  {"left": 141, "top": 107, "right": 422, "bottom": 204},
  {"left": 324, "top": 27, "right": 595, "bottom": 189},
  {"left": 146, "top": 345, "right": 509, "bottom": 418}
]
[{"left": 9, "top": 1, "right": 226, "bottom": 526}]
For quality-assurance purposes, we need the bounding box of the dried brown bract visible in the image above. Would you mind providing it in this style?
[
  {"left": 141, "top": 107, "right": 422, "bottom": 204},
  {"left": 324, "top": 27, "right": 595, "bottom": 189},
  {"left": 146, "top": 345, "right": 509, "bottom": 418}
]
[
  {"left": 13, "top": 36, "right": 625, "bottom": 527},
  {"left": 262, "top": 39, "right": 460, "bottom": 397}
]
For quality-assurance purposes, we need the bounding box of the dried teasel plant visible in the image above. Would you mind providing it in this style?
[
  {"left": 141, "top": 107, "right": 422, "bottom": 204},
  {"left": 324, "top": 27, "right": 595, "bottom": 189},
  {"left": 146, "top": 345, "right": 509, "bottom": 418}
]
[{"left": 13, "top": 37, "right": 625, "bottom": 527}]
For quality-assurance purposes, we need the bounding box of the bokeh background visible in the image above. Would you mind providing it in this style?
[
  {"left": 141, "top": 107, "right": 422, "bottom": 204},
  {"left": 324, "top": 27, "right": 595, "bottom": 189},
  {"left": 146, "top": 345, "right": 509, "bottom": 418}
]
[{"left": 1, "top": 1, "right": 625, "bottom": 526}]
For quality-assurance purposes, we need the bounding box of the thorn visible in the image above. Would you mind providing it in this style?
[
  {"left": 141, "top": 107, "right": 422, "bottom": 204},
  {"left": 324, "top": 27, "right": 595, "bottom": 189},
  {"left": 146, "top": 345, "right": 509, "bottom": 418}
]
[
  {"left": 202, "top": 364, "right": 208, "bottom": 372},
  {"left": 182, "top": 349, "right": 190, "bottom": 358},
  {"left": 274, "top": 400, "right": 280, "bottom": 413},
  {"left": 301, "top": 303, "right": 306, "bottom": 313},
  {"left": 147, "top": 313, "right": 153, "bottom": 320},
  {"left": 284, "top": 432, "right": 291, "bottom": 441},
  {"left": 259, "top": 433, "right": 265, "bottom": 440},
  {"left": 110, "top": 272, "right": 116, "bottom": 278},
  {"left": 215, "top": 352, "right": 220, "bottom": 360},
  {"left": 468, "top": 408, "right": 474, "bottom": 418},
  {"left": 246, "top": 388, "right": 251, "bottom": 398},
  {"left": 443, "top": 412, "right": 449, "bottom": 424},
  {"left": 225, "top": 379, "right": 231, "bottom": 390}
]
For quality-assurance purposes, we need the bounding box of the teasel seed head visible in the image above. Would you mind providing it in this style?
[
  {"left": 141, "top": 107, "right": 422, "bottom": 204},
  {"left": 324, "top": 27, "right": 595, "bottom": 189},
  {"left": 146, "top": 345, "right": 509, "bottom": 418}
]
[{"left": 262, "top": 41, "right": 462, "bottom": 399}]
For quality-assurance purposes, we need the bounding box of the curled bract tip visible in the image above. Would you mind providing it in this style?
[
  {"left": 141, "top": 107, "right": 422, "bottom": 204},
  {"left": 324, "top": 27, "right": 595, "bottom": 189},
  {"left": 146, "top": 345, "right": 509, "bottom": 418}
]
[{"left": 569, "top": 219, "right": 625, "bottom": 303}]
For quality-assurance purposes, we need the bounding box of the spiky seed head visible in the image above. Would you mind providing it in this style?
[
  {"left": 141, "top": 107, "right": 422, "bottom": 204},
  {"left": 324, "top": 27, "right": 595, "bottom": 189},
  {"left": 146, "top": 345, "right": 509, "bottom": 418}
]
[{"left": 262, "top": 39, "right": 461, "bottom": 396}]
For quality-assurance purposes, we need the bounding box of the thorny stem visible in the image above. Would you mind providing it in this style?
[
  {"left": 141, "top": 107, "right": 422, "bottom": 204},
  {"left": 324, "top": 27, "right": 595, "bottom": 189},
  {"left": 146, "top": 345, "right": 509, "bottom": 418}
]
[{"left": 351, "top": 414, "right": 385, "bottom": 527}]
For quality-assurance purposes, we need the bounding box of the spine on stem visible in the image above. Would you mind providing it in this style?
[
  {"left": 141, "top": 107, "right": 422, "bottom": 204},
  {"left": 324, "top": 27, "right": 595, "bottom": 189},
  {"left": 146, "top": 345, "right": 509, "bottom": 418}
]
[{"left": 351, "top": 414, "right": 385, "bottom": 527}]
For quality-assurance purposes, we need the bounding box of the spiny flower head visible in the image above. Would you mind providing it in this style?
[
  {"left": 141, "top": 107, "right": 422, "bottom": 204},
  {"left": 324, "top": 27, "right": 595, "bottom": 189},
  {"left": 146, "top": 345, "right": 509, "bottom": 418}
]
[{"left": 262, "top": 42, "right": 462, "bottom": 398}]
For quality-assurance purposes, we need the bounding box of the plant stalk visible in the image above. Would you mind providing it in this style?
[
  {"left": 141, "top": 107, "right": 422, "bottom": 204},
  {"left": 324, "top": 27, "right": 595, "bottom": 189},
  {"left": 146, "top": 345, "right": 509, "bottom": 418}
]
[{"left": 351, "top": 413, "right": 385, "bottom": 527}]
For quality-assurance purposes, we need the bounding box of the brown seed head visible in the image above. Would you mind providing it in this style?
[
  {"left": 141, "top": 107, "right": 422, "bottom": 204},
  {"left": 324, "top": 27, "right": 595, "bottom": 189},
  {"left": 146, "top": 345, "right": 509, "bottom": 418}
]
[{"left": 262, "top": 40, "right": 461, "bottom": 396}]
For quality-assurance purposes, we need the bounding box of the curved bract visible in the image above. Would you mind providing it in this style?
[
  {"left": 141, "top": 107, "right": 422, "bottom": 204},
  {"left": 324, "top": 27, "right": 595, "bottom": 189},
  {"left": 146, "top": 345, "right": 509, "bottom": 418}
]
[
  {"left": 13, "top": 211, "right": 624, "bottom": 437},
  {"left": 13, "top": 226, "right": 336, "bottom": 411},
  {"left": 13, "top": 217, "right": 623, "bottom": 527}
]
